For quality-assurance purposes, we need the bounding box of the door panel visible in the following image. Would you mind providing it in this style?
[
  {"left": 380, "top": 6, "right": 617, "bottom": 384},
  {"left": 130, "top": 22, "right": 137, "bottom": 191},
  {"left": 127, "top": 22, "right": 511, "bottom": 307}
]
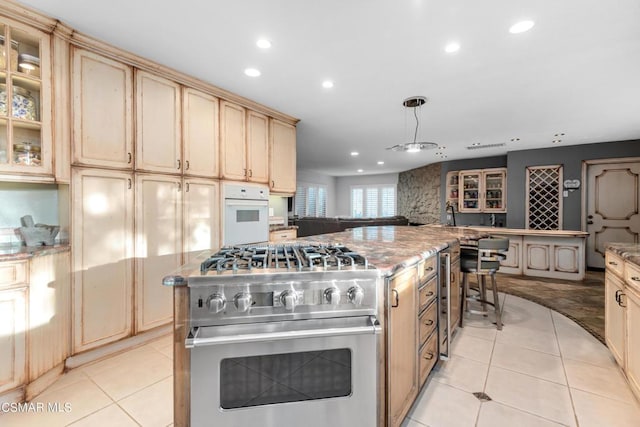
[{"left": 587, "top": 161, "right": 640, "bottom": 268}]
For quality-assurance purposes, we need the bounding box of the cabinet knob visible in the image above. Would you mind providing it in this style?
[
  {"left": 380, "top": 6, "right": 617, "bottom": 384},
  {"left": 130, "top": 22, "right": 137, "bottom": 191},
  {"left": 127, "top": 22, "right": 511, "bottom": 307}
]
[{"left": 185, "top": 160, "right": 190, "bottom": 170}]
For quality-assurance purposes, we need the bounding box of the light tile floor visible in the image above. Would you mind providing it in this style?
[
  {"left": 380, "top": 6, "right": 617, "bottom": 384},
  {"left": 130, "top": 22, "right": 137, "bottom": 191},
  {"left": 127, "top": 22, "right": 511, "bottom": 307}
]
[
  {"left": 2, "top": 294, "right": 639, "bottom": 426},
  {"left": 404, "top": 293, "right": 640, "bottom": 427}
]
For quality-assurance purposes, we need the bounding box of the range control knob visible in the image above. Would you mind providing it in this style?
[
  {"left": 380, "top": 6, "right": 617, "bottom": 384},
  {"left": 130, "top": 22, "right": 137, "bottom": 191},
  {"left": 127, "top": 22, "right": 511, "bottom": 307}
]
[
  {"left": 206, "top": 293, "right": 226, "bottom": 313},
  {"left": 234, "top": 292, "right": 252, "bottom": 312},
  {"left": 324, "top": 287, "right": 341, "bottom": 305},
  {"left": 280, "top": 290, "right": 299, "bottom": 311},
  {"left": 347, "top": 286, "right": 364, "bottom": 306}
]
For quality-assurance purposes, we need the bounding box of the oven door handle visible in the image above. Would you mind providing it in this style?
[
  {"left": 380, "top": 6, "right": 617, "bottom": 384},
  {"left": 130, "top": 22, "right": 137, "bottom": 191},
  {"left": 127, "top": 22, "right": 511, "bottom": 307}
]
[
  {"left": 186, "top": 316, "right": 381, "bottom": 348},
  {"left": 225, "top": 200, "right": 269, "bottom": 207}
]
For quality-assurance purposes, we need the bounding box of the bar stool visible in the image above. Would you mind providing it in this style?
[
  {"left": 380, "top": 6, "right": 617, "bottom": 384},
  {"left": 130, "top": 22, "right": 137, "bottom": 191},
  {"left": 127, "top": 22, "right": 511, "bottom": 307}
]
[{"left": 459, "top": 237, "right": 509, "bottom": 330}]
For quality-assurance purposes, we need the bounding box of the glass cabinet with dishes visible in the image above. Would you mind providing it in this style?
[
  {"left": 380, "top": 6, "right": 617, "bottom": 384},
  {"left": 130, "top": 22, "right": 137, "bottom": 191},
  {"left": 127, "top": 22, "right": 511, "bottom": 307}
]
[
  {"left": 0, "top": 20, "right": 51, "bottom": 177},
  {"left": 458, "top": 168, "right": 506, "bottom": 213},
  {"left": 445, "top": 171, "right": 459, "bottom": 211}
]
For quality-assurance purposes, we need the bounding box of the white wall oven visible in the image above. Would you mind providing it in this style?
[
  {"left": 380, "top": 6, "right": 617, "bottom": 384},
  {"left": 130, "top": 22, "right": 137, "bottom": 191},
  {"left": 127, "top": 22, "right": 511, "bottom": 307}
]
[{"left": 222, "top": 183, "right": 269, "bottom": 246}]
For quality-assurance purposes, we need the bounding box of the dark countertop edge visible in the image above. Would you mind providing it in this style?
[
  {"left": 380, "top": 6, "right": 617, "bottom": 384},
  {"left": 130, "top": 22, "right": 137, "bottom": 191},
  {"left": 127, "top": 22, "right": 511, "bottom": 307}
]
[
  {"left": 606, "top": 243, "right": 640, "bottom": 268},
  {"left": 0, "top": 243, "right": 70, "bottom": 262},
  {"left": 269, "top": 225, "right": 299, "bottom": 232}
]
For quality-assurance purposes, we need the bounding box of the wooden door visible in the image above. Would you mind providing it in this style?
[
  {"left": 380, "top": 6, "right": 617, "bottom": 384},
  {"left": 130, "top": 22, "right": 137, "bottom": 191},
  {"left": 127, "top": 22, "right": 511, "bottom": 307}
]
[
  {"left": 183, "top": 88, "right": 218, "bottom": 178},
  {"left": 626, "top": 286, "right": 640, "bottom": 399},
  {"left": 586, "top": 160, "right": 640, "bottom": 268},
  {"left": 0, "top": 288, "right": 26, "bottom": 393},
  {"left": 269, "top": 119, "right": 296, "bottom": 194},
  {"left": 246, "top": 110, "right": 269, "bottom": 183},
  {"left": 135, "top": 174, "right": 182, "bottom": 332},
  {"left": 72, "top": 48, "right": 133, "bottom": 168},
  {"left": 72, "top": 168, "right": 134, "bottom": 353},
  {"left": 605, "top": 273, "right": 625, "bottom": 366},
  {"left": 184, "top": 178, "right": 220, "bottom": 264},
  {"left": 135, "top": 71, "right": 181, "bottom": 174},
  {"left": 220, "top": 101, "right": 246, "bottom": 181},
  {"left": 387, "top": 267, "right": 418, "bottom": 427}
]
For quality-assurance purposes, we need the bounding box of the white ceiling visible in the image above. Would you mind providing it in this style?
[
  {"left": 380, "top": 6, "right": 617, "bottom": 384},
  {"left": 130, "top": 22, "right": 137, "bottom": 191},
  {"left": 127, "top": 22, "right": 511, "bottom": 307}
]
[{"left": 16, "top": 0, "right": 640, "bottom": 176}]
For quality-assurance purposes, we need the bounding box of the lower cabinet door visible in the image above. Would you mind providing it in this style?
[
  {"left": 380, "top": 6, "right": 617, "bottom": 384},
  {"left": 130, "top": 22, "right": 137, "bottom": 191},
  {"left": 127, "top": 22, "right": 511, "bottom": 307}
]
[
  {"left": 626, "top": 287, "right": 640, "bottom": 400},
  {"left": 605, "top": 273, "right": 625, "bottom": 366},
  {"left": 0, "top": 288, "right": 26, "bottom": 393},
  {"left": 135, "top": 174, "right": 183, "bottom": 332},
  {"left": 419, "top": 330, "right": 438, "bottom": 387}
]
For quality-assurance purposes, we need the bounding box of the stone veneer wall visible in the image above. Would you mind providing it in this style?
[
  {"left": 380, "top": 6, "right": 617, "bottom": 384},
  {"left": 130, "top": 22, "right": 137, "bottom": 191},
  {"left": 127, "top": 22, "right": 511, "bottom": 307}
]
[{"left": 397, "top": 162, "right": 441, "bottom": 224}]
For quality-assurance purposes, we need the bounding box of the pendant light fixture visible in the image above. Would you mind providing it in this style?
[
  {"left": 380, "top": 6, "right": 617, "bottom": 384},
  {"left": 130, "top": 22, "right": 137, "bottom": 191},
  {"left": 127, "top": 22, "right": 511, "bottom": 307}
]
[{"left": 387, "top": 96, "right": 438, "bottom": 153}]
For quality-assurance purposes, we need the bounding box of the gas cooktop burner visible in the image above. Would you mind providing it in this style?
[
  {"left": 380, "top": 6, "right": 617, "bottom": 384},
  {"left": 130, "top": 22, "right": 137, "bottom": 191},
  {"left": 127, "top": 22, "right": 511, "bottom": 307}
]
[{"left": 200, "top": 244, "right": 368, "bottom": 273}]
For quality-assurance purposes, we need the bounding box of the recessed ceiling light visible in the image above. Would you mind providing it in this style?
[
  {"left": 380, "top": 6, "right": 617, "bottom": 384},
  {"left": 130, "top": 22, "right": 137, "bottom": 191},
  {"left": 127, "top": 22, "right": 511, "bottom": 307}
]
[
  {"left": 552, "top": 139, "right": 562, "bottom": 143},
  {"left": 444, "top": 42, "right": 460, "bottom": 53},
  {"left": 350, "top": 151, "right": 359, "bottom": 156},
  {"left": 438, "top": 146, "right": 446, "bottom": 150},
  {"left": 554, "top": 133, "right": 565, "bottom": 137},
  {"left": 471, "top": 142, "right": 481, "bottom": 146},
  {"left": 357, "top": 169, "right": 364, "bottom": 173},
  {"left": 322, "top": 80, "right": 334, "bottom": 89},
  {"left": 377, "top": 161, "right": 384, "bottom": 165},
  {"left": 244, "top": 68, "right": 261, "bottom": 77},
  {"left": 509, "top": 20, "right": 535, "bottom": 34},
  {"left": 256, "top": 39, "right": 271, "bottom": 49},
  {"left": 510, "top": 138, "right": 520, "bottom": 142}
]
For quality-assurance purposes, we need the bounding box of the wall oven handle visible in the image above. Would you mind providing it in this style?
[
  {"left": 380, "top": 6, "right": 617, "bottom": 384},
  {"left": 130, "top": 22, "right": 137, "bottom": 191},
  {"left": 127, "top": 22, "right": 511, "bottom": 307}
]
[
  {"left": 186, "top": 316, "right": 381, "bottom": 348},
  {"left": 225, "top": 200, "right": 269, "bottom": 207}
]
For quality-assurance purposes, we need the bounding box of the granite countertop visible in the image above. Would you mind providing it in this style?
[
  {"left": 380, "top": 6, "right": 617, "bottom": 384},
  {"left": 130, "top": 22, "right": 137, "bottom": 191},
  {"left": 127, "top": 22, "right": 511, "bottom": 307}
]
[
  {"left": 0, "top": 242, "right": 71, "bottom": 262},
  {"left": 269, "top": 225, "right": 298, "bottom": 232},
  {"left": 606, "top": 243, "right": 640, "bottom": 268},
  {"left": 303, "top": 225, "right": 486, "bottom": 276},
  {"left": 425, "top": 224, "right": 589, "bottom": 238}
]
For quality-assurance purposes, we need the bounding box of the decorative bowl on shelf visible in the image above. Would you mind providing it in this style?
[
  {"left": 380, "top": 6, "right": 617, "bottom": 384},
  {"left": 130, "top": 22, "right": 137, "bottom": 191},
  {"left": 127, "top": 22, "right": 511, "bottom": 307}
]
[{"left": 18, "top": 215, "right": 59, "bottom": 246}]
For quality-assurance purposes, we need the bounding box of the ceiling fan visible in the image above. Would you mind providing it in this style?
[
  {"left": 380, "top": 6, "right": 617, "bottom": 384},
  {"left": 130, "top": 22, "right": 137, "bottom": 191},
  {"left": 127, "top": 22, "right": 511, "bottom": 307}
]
[{"left": 387, "top": 96, "right": 438, "bottom": 153}]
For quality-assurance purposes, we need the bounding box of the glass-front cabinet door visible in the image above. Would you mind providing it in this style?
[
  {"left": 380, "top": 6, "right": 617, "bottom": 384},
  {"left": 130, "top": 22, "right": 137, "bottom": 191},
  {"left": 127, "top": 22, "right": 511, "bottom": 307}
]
[
  {"left": 0, "top": 20, "right": 51, "bottom": 177},
  {"left": 445, "top": 171, "right": 460, "bottom": 211},
  {"left": 483, "top": 168, "right": 506, "bottom": 212},
  {"left": 459, "top": 170, "right": 481, "bottom": 212}
]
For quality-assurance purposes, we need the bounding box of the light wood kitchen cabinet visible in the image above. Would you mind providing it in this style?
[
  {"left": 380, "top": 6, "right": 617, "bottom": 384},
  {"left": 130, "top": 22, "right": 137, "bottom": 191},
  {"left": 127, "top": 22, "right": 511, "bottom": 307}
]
[
  {"left": 246, "top": 110, "right": 269, "bottom": 183},
  {"left": 269, "top": 118, "right": 296, "bottom": 194},
  {"left": 219, "top": 100, "right": 247, "bottom": 181},
  {"left": 626, "top": 285, "right": 640, "bottom": 401},
  {"left": 523, "top": 237, "right": 584, "bottom": 281},
  {"left": 135, "top": 174, "right": 183, "bottom": 332},
  {"left": 605, "top": 272, "right": 626, "bottom": 366},
  {"left": 183, "top": 178, "right": 220, "bottom": 264},
  {"left": 387, "top": 266, "right": 418, "bottom": 427},
  {"left": 135, "top": 71, "right": 181, "bottom": 174},
  {"left": 0, "top": 261, "right": 26, "bottom": 395},
  {"left": 72, "top": 168, "right": 134, "bottom": 353},
  {"left": 72, "top": 48, "right": 133, "bottom": 169},
  {"left": 27, "top": 251, "right": 70, "bottom": 382},
  {"left": 182, "top": 88, "right": 219, "bottom": 178},
  {"left": 445, "top": 171, "right": 460, "bottom": 212},
  {"left": 459, "top": 168, "right": 506, "bottom": 213},
  {"left": 0, "top": 19, "right": 53, "bottom": 179},
  {"left": 494, "top": 234, "right": 523, "bottom": 275}
]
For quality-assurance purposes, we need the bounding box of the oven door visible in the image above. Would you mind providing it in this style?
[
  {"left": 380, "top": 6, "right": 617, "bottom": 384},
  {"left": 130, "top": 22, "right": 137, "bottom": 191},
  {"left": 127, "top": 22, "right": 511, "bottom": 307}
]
[
  {"left": 188, "top": 316, "right": 381, "bottom": 427},
  {"left": 224, "top": 198, "right": 269, "bottom": 245}
]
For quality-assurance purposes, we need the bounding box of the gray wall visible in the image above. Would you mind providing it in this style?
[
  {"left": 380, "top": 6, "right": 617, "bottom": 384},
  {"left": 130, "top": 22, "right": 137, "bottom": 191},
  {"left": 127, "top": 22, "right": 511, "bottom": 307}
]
[
  {"left": 297, "top": 170, "right": 338, "bottom": 217},
  {"left": 506, "top": 139, "right": 640, "bottom": 229},
  {"left": 334, "top": 173, "right": 399, "bottom": 217}
]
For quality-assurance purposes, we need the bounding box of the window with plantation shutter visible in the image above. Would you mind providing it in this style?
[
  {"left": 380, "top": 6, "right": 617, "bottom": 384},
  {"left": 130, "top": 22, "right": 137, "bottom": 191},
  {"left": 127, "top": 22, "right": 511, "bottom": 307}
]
[
  {"left": 350, "top": 185, "right": 396, "bottom": 217},
  {"left": 294, "top": 183, "right": 327, "bottom": 217}
]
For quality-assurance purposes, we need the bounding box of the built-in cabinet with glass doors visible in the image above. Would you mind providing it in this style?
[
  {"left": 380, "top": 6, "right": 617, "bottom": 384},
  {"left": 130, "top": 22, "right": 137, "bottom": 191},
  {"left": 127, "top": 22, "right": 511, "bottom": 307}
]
[{"left": 452, "top": 168, "right": 507, "bottom": 213}]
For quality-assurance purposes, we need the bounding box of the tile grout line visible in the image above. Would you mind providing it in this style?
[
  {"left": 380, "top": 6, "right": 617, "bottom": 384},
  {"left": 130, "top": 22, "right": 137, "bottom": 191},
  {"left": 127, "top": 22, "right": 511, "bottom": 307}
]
[{"left": 551, "top": 306, "right": 581, "bottom": 427}]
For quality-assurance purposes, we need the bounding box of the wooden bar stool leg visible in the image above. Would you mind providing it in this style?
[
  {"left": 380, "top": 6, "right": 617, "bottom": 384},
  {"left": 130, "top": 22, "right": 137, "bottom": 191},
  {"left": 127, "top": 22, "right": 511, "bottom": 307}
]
[
  {"left": 479, "top": 275, "right": 487, "bottom": 314},
  {"left": 491, "top": 274, "right": 503, "bottom": 330},
  {"left": 461, "top": 272, "right": 469, "bottom": 327}
]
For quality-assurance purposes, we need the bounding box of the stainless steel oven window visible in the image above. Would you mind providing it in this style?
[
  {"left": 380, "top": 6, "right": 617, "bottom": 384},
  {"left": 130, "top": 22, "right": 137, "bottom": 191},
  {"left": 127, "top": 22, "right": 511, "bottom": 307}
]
[{"left": 220, "top": 349, "right": 352, "bottom": 409}]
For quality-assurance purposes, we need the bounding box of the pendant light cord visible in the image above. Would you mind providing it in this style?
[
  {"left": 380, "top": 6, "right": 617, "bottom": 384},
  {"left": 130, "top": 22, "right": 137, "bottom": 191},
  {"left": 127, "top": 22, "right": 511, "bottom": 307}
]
[{"left": 413, "top": 106, "right": 420, "bottom": 144}]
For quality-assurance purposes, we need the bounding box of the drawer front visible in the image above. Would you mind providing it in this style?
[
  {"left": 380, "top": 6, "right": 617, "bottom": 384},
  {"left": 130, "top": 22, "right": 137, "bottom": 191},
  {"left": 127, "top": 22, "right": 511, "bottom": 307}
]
[
  {"left": 0, "top": 261, "right": 28, "bottom": 288},
  {"left": 419, "top": 330, "right": 438, "bottom": 386},
  {"left": 419, "top": 276, "right": 437, "bottom": 310},
  {"left": 419, "top": 300, "right": 437, "bottom": 344},
  {"left": 269, "top": 229, "right": 297, "bottom": 242},
  {"left": 419, "top": 256, "right": 437, "bottom": 282},
  {"left": 606, "top": 251, "right": 625, "bottom": 278},
  {"left": 626, "top": 261, "right": 640, "bottom": 293}
]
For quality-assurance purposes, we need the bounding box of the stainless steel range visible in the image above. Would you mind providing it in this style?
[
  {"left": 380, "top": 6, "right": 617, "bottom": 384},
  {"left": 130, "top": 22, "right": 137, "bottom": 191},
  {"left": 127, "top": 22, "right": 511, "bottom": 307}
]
[{"left": 175, "top": 243, "right": 381, "bottom": 427}]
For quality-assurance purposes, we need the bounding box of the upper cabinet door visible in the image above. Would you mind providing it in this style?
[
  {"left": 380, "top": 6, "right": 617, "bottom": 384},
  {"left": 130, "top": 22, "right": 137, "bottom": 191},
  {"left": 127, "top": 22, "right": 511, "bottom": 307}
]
[
  {"left": 183, "top": 88, "right": 218, "bottom": 178},
  {"left": 135, "top": 70, "right": 181, "bottom": 174},
  {"left": 246, "top": 110, "right": 269, "bottom": 183},
  {"left": 72, "top": 48, "right": 133, "bottom": 169},
  {"left": 459, "top": 170, "right": 482, "bottom": 213},
  {"left": 269, "top": 119, "right": 297, "bottom": 194},
  {"left": 219, "top": 100, "right": 246, "bottom": 181}
]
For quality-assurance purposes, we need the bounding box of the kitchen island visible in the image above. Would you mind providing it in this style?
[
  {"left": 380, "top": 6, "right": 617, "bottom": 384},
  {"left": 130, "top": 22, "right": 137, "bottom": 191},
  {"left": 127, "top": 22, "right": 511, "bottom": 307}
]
[
  {"left": 170, "top": 225, "right": 485, "bottom": 427},
  {"left": 426, "top": 225, "right": 589, "bottom": 280}
]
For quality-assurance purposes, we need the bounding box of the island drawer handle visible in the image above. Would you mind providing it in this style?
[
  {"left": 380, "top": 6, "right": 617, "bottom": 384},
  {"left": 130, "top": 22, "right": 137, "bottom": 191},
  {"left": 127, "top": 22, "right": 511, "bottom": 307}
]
[
  {"left": 424, "top": 291, "right": 434, "bottom": 297},
  {"left": 423, "top": 352, "right": 434, "bottom": 361},
  {"left": 424, "top": 319, "right": 434, "bottom": 326},
  {"left": 391, "top": 289, "right": 399, "bottom": 308},
  {"left": 609, "top": 261, "right": 618, "bottom": 266},
  {"left": 632, "top": 276, "right": 640, "bottom": 281}
]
